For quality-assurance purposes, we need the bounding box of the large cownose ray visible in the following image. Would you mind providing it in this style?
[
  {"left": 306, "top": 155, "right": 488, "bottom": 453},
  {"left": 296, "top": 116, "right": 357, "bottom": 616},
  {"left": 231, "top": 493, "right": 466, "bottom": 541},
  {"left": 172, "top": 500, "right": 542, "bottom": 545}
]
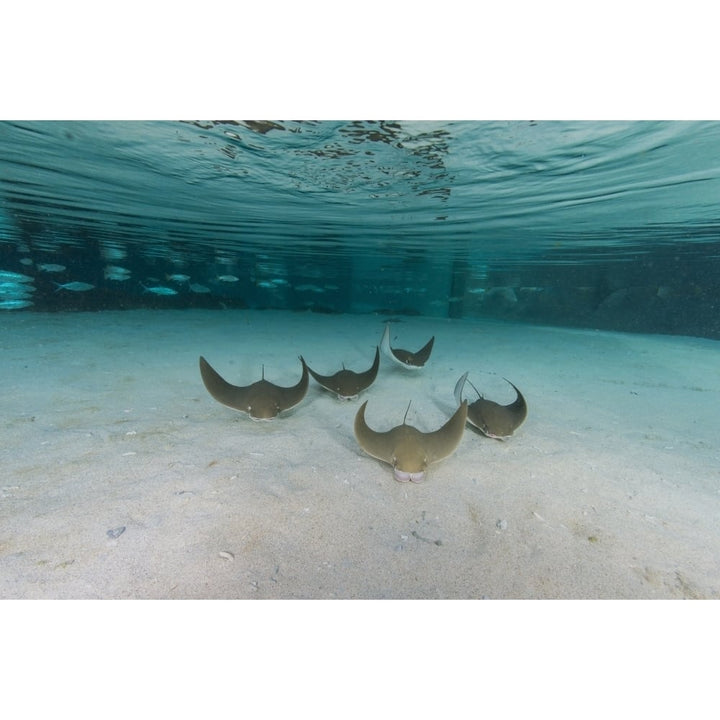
[
  {"left": 303, "top": 346, "right": 380, "bottom": 400},
  {"left": 199, "top": 356, "right": 309, "bottom": 421},
  {"left": 380, "top": 324, "right": 435, "bottom": 369},
  {"left": 354, "top": 400, "right": 468, "bottom": 483},
  {"left": 454, "top": 372, "right": 527, "bottom": 439}
]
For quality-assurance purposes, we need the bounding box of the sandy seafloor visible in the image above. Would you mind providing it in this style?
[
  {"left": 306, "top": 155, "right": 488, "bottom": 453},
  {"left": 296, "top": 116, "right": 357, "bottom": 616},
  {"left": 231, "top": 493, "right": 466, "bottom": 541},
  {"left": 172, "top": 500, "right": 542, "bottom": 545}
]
[{"left": 1, "top": 308, "right": 719, "bottom": 599}]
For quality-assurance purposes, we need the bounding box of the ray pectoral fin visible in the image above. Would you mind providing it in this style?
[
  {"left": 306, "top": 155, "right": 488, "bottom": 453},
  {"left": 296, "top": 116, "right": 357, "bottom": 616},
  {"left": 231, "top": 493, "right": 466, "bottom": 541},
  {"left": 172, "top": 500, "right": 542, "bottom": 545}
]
[
  {"left": 199, "top": 356, "right": 252, "bottom": 411},
  {"left": 423, "top": 400, "right": 468, "bottom": 462},
  {"left": 353, "top": 401, "right": 396, "bottom": 463},
  {"left": 303, "top": 356, "right": 335, "bottom": 389},
  {"left": 357, "top": 345, "right": 380, "bottom": 387},
  {"left": 279, "top": 356, "right": 310, "bottom": 411},
  {"left": 380, "top": 323, "right": 414, "bottom": 367},
  {"left": 380, "top": 324, "right": 394, "bottom": 360},
  {"left": 504, "top": 378, "right": 528, "bottom": 428},
  {"left": 411, "top": 335, "right": 434, "bottom": 366},
  {"left": 454, "top": 371, "right": 469, "bottom": 406}
]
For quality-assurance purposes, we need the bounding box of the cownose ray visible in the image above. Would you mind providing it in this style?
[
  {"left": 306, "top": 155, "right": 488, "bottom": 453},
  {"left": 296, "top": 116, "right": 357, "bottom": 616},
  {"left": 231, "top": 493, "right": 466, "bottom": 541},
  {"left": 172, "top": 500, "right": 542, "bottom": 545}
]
[
  {"left": 354, "top": 399, "right": 468, "bottom": 483},
  {"left": 199, "top": 355, "right": 309, "bottom": 421},
  {"left": 380, "top": 323, "right": 435, "bottom": 369},
  {"left": 453, "top": 372, "right": 527, "bottom": 440},
  {"left": 303, "top": 346, "right": 380, "bottom": 400}
]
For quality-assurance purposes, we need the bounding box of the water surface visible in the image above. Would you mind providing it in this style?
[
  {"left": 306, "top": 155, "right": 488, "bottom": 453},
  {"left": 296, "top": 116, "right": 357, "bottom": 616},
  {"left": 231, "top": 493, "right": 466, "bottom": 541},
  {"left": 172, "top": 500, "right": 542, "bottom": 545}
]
[{"left": 1, "top": 120, "right": 719, "bottom": 336}]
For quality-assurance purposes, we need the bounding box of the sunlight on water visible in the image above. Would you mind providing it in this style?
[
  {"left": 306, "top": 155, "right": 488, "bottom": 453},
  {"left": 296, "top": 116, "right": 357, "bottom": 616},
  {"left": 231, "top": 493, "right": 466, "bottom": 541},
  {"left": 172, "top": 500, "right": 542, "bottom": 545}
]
[{"left": 1, "top": 120, "right": 719, "bottom": 336}]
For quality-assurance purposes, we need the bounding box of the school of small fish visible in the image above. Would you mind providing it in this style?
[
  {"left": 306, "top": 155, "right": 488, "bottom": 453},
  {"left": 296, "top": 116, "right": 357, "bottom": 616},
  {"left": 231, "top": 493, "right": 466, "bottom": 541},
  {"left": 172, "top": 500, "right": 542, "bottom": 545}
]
[
  {"left": 0, "top": 270, "right": 35, "bottom": 310},
  {"left": 0, "top": 258, "right": 345, "bottom": 310},
  {"left": 1, "top": 243, "right": 468, "bottom": 313}
]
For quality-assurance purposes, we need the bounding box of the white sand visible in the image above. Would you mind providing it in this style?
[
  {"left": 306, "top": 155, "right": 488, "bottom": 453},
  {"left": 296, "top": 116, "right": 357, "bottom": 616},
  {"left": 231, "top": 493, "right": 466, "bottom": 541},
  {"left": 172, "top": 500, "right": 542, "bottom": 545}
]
[{"left": 2, "top": 308, "right": 719, "bottom": 599}]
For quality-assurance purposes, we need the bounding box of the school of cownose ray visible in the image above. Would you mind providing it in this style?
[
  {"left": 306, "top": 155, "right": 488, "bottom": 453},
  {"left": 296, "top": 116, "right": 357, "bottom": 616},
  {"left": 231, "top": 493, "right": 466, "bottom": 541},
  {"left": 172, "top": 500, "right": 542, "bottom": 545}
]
[{"left": 199, "top": 323, "right": 528, "bottom": 483}]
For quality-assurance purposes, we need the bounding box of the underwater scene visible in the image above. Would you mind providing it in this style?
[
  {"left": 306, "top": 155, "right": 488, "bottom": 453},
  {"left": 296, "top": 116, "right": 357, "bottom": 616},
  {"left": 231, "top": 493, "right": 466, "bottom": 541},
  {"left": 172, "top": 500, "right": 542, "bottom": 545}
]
[{"left": 1, "top": 120, "right": 719, "bottom": 599}]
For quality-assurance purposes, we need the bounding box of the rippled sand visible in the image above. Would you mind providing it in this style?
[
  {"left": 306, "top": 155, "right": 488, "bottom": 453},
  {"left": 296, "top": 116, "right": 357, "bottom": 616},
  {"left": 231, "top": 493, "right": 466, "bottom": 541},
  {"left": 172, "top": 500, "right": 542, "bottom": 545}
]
[{"left": 2, "top": 309, "right": 718, "bottom": 599}]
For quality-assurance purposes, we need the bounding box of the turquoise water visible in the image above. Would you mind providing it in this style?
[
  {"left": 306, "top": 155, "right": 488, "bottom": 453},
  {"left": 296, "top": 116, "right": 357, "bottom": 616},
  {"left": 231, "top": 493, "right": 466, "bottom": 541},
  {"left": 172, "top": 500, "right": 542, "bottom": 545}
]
[{"left": 1, "top": 120, "right": 719, "bottom": 336}]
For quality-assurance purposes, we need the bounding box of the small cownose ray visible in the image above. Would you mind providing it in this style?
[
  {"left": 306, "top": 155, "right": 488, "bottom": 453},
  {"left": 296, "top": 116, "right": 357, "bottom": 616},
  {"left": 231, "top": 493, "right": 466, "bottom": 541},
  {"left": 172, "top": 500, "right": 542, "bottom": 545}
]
[
  {"left": 354, "top": 399, "right": 468, "bottom": 483},
  {"left": 199, "top": 356, "right": 309, "bottom": 421},
  {"left": 453, "top": 372, "right": 527, "bottom": 440},
  {"left": 380, "top": 324, "right": 434, "bottom": 369},
  {"left": 303, "top": 346, "right": 380, "bottom": 400}
]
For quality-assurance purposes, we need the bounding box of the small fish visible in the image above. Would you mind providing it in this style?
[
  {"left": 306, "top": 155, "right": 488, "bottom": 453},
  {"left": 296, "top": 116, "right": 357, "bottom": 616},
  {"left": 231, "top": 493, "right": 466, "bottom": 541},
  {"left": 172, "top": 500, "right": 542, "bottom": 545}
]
[
  {"left": 141, "top": 283, "right": 178, "bottom": 296},
  {"left": 216, "top": 274, "right": 239, "bottom": 283},
  {"left": 0, "top": 285, "right": 35, "bottom": 298},
  {"left": 0, "top": 299, "right": 34, "bottom": 310},
  {"left": 100, "top": 245, "right": 127, "bottom": 261},
  {"left": 104, "top": 265, "right": 131, "bottom": 280},
  {"left": 167, "top": 273, "right": 190, "bottom": 283},
  {"left": 271, "top": 278, "right": 289, "bottom": 285},
  {"left": 19, "top": 258, "right": 34, "bottom": 266},
  {"left": 38, "top": 263, "right": 67, "bottom": 273},
  {"left": 105, "top": 272, "right": 131, "bottom": 281},
  {"left": 295, "top": 283, "right": 324, "bottom": 293},
  {"left": 257, "top": 281, "right": 277, "bottom": 289},
  {"left": 0, "top": 270, "right": 33, "bottom": 283},
  {"left": 54, "top": 281, "right": 95, "bottom": 292},
  {"left": 0, "top": 281, "right": 35, "bottom": 292},
  {"left": 189, "top": 283, "right": 211, "bottom": 294}
]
